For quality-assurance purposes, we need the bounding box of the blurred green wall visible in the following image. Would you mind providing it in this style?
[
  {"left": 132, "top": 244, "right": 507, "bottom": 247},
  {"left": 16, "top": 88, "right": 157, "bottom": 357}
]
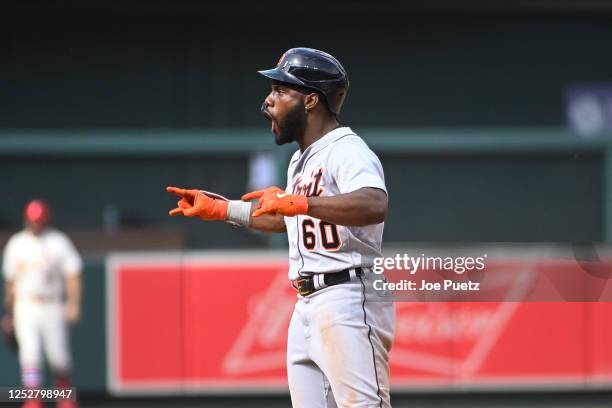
[
  {"left": 2, "top": 8, "right": 612, "bottom": 128},
  {"left": 0, "top": 129, "right": 604, "bottom": 244},
  {"left": 0, "top": 153, "right": 268, "bottom": 248}
]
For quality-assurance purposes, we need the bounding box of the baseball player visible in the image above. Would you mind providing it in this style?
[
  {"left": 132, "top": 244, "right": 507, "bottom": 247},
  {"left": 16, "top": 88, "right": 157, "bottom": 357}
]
[
  {"left": 167, "top": 47, "right": 394, "bottom": 407},
  {"left": 2, "top": 200, "right": 82, "bottom": 408}
]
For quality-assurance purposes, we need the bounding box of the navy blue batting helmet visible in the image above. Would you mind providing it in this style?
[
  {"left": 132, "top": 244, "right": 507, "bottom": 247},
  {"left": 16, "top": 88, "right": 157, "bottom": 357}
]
[{"left": 258, "top": 47, "right": 349, "bottom": 116}]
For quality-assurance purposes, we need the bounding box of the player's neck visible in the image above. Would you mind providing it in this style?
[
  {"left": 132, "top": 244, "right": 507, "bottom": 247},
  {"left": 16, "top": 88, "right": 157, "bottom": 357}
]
[{"left": 298, "top": 118, "right": 340, "bottom": 152}]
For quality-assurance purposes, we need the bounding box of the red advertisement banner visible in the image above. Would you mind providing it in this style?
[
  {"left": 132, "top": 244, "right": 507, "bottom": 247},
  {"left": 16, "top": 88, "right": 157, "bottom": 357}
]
[{"left": 106, "top": 252, "right": 612, "bottom": 394}]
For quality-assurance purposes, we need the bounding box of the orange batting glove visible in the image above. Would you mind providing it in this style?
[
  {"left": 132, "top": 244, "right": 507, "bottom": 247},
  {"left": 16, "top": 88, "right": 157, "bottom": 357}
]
[
  {"left": 241, "top": 186, "right": 308, "bottom": 217},
  {"left": 166, "top": 186, "right": 228, "bottom": 221}
]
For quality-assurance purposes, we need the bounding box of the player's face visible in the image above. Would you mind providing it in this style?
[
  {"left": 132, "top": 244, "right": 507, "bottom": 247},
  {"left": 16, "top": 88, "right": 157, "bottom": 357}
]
[
  {"left": 261, "top": 83, "right": 307, "bottom": 146},
  {"left": 25, "top": 219, "right": 48, "bottom": 235}
]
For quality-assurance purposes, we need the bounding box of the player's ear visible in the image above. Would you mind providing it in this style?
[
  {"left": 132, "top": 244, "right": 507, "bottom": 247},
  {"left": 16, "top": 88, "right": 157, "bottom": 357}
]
[{"left": 304, "top": 92, "right": 319, "bottom": 113}]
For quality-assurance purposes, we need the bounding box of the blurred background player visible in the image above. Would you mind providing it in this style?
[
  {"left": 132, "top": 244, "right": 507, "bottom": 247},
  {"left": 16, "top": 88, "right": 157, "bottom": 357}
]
[{"left": 2, "top": 200, "right": 82, "bottom": 408}]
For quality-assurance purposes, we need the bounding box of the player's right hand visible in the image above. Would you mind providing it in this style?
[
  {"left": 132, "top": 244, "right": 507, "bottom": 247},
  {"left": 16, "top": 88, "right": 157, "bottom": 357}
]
[
  {"left": 166, "top": 186, "right": 229, "bottom": 221},
  {"left": 1, "top": 314, "right": 14, "bottom": 334},
  {"left": 241, "top": 186, "right": 308, "bottom": 217}
]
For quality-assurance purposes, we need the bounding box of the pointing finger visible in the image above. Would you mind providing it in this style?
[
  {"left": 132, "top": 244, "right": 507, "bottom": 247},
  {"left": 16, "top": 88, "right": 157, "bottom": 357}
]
[
  {"left": 167, "top": 186, "right": 195, "bottom": 198},
  {"left": 177, "top": 198, "right": 191, "bottom": 209},
  {"left": 166, "top": 186, "right": 185, "bottom": 196},
  {"left": 252, "top": 200, "right": 277, "bottom": 217},
  {"left": 169, "top": 207, "right": 183, "bottom": 216},
  {"left": 255, "top": 207, "right": 278, "bottom": 217},
  {"left": 252, "top": 208, "right": 271, "bottom": 217},
  {"left": 241, "top": 190, "right": 265, "bottom": 201}
]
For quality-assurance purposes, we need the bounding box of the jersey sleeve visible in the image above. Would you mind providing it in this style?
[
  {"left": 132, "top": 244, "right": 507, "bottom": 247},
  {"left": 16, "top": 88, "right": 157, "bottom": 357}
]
[
  {"left": 60, "top": 235, "right": 83, "bottom": 277},
  {"left": 286, "top": 149, "right": 301, "bottom": 192},
  {"left": 2, "top": 237, "right": 18, "bottom": 281},
  {"left": 329, "top": 136, "right": 387, "bottom": 195}
]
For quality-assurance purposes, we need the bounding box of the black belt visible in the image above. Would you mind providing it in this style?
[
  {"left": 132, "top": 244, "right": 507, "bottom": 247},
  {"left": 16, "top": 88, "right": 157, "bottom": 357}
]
[{"left": 293, "top": 267, "right": 363, "bottom": 296}]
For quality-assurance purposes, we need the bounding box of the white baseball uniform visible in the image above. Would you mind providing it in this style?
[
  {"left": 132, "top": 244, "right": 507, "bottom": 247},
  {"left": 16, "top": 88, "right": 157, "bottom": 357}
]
[
  {"left": 2, "top": 227, "right": 82, "bottom": 375},
  {"left": 284, "top": 127, "right": 395, "bottom": 408}
]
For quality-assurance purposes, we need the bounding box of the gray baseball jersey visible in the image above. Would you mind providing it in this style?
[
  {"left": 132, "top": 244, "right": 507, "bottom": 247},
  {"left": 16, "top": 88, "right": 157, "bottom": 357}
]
[{"left": 284, "top": 126, "right": 386, "bottom": 280}]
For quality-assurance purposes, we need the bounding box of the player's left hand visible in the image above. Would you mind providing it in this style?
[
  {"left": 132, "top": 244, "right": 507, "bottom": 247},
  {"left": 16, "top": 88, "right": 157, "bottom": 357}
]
[
  {"left": 242, "top": 186, "right": 308, "bottom": 217},
  {"left": 1, "top": 314, "right": 18, "bottom": 351},
  {"left": 64, "top": 302, "right": 80, "bottom": 325}
]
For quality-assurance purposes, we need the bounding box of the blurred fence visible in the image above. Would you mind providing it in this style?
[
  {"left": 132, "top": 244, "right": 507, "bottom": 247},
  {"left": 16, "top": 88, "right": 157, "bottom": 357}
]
[{"left": 0, "top": 127, "right": 607, "bottom": 245}]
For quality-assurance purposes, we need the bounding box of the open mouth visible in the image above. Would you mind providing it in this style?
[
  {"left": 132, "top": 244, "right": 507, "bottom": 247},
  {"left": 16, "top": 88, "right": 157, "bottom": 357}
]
[
  {"left": 262, "top": 109, "right": 272, "bottom": 121},
  {"left": 262, "top": 109, "right": 278, "bottom": 134}
]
